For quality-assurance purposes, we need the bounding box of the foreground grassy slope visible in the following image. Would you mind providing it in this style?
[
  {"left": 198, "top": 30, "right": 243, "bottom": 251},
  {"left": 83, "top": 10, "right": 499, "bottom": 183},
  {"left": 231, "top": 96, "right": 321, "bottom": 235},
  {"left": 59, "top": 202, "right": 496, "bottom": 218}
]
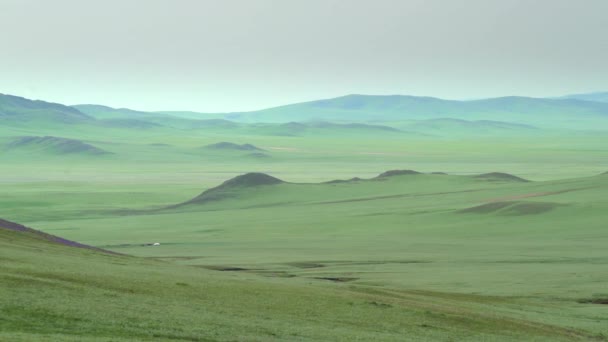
[
  {"left": 3, "top": 221, "right": 598, "bottom": 341},
  {"left": 17, "top": 172, "right": 608, "bottom": 339}
]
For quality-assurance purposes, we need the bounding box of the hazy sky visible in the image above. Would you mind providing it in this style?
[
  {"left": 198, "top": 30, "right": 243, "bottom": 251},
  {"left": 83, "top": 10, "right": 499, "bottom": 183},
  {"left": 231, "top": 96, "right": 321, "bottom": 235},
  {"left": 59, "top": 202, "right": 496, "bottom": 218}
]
[{"left": 1, "top": 0, "right": 607, "bottom": 112}]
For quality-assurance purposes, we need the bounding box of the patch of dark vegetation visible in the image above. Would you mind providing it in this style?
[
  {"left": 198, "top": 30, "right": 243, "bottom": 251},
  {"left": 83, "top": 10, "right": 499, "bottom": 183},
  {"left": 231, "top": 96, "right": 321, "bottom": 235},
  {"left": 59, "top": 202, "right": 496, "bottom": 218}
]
[
  {"left": 459, "top": 201, "right": 514, "bottom": 214},
  {"left": 200, "top": 265, "right": 249, "bottom": 272},
  {"left": 286, "top": 262, "right": 325, "bottom": 269},
  {"left": 314, "top": 277, "right": 359, "bottom": 283},
  {"left": 474, "top": 172, "right": 529, "bottom": 182},
  {"left": 431, "top": 172, "right": 448, "bottom": 175},
  {"left": 254, "top": 271, "right": 297, "bottom": 278},
  {"left": 6, "top": 136, "right": 111, "bottom": 155},
  {"left": 578, "top": 298, "right": 608, "bottom": 305},
  {"left": 318, "top": 260, "right": 430, "bottom": 267},
  {"left": 485, "top": 257, "right": 608, "bottom": 264},
  {"left": 375, "top": 169, "right": 421, "bottom": 178},
  {"left": 146, "top": 256, "right": 206, "bottom": 261},
  {"left": 204, "top": 141, "right": 264, "bottom": 151},
  {"left": 502, "top": 202, "right": 563, "bottom": 215},
  {"left": 0, "top": 218, "right": 119, "bottom": 255},
  {"left": 459, "top": 201, "right": 563, "bottom": 216},
  {"left": 172, "top": 172, "right": 284, "bottom": 208},
  {"left": 367, "top": 301, "right": 392, "bottom": 308}
]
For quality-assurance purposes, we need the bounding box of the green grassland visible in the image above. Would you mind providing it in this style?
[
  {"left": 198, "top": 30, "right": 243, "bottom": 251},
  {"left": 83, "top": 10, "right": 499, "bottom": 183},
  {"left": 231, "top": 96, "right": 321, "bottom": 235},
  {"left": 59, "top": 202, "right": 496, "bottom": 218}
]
[{"left": 2, "top": 93, "right": 608, "bottom": 340}]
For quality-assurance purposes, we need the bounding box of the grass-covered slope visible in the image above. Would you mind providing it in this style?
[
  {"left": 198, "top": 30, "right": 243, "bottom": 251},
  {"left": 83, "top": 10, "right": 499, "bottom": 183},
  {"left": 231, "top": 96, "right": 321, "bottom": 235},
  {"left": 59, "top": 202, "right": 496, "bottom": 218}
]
[
  {"left": 22, "top": 171, "right": 608, "bottom": 340},
  {"left": 3, "top": 219, "right": 594, "bottom": 341}
]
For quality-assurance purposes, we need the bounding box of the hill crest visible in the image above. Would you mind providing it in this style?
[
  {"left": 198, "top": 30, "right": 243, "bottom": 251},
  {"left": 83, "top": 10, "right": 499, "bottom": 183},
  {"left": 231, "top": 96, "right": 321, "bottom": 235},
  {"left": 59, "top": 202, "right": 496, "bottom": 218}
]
[{"left": 172, "top": 173, "right": 284, "bottom": 208}]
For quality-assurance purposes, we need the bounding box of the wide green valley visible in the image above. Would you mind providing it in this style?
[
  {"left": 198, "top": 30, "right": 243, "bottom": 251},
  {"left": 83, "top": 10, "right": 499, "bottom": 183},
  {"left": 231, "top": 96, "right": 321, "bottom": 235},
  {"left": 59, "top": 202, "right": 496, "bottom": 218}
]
[
  {"left": 2, "top": 1, "right": 608, "bottom": 340},
  {"left": 1, "top": 91, "right": 608, "bottom": 341}
]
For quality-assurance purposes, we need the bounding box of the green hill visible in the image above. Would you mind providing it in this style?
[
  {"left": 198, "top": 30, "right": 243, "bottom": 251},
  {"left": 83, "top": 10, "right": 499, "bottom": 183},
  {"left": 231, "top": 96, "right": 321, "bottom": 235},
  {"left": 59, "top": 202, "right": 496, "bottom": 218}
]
[{"left": 169, "top": 170, "right": 538, "bottom": 212}]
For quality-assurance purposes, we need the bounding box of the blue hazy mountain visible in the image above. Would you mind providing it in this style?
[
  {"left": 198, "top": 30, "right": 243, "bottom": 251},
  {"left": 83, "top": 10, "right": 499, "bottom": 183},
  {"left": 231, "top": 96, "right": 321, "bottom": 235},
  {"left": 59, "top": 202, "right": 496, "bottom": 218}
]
[{"left": 557, "top": 92, "right": 608, "bottom": 103}]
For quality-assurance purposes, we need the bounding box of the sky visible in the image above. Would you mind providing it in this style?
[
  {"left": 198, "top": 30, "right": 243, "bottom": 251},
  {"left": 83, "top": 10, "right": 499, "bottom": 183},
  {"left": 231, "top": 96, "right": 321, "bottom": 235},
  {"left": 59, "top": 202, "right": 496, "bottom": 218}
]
[{"left": 1, "top": 0, "right": 607, "bottom": 112}]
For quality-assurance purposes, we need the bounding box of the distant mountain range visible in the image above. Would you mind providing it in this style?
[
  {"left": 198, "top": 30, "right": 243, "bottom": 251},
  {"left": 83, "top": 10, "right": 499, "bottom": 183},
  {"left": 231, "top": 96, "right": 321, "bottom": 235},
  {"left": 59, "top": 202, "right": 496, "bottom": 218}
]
[
  {"left": 220, "top": 94, "right": 608, "bottom": 126},
  {"left": 557, "top": 92, "right": 608, "bottom": 103},
  {"left": 2, "top": 91, "right": 608, "bottom": 131}
]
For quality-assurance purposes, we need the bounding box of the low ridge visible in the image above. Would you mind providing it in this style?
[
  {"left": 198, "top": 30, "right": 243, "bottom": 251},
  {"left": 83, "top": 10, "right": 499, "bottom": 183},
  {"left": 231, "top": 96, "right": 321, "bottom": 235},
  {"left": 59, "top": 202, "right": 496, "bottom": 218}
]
[
  {"left": 6, "top": 136, "right": 111, "bottom": 156},
  {"left": 204, "top": 142, "right": 264, "bottom": 151},
  {"left": 474, "top": 172, "right": 529, "bottom": 182}
]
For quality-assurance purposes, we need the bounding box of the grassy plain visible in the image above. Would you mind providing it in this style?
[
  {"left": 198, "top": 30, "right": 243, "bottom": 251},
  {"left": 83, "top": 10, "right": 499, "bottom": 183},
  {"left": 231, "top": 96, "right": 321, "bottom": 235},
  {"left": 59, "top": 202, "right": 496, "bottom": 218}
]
[{"left": 1, "top": 96, "right": 608, "bottom": 340}]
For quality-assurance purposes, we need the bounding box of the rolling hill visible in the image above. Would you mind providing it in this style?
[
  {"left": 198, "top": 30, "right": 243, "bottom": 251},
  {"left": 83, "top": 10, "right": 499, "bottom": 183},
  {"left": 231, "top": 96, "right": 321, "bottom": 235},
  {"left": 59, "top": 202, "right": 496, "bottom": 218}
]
[{"left": 168, "top": 170, "right": 541, "bottom": 212}]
